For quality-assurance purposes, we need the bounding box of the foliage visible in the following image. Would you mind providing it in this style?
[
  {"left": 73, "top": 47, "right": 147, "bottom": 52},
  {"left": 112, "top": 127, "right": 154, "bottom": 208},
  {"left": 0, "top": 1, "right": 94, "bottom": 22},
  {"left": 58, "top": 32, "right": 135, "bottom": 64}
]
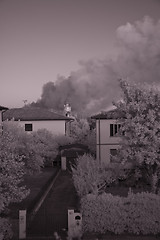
[
  {"left": 31, "top": 129, "right": 59, "bottom": 166},
  {"left": 71, "top": 118, "right": 90, "bottom": 142},
  {"left": 81, "top": 191, "right": 160, "bottom": 235},
  {"left": 0, "top": 124, "right": 29, "bottom": 240},
  {"left": 113, "top": 79, "right": 160, "bottom": 193},
  {"left": 83, "top": 128, "right": 96, "bottom": 155},
  {"left": 70, "top": 118, "right": 96, "bottom": 154},
  {"left": 0, "top": 218, "right": 13, "bottom": 240},
  {"left": 72, "top": 154, "right": 117, "bottom": 197},
  {"left": 3, "top": 122, "right": 74, "bottom": 171},
  {"left": 32, "top": 129, "right": 75, "bottom": 166},
  {"left": 52, "top": 133, "right": 74, "bottom": 147},
  {"left": 3, "top": 121, "right": 44, "bottom": 174}
]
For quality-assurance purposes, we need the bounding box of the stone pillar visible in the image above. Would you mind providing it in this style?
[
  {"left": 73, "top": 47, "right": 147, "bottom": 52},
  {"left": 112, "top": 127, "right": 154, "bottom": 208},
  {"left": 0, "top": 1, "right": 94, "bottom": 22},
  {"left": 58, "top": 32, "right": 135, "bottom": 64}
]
[
  {"left": 19, "top": 210, "right": 26, "bottom": 239},
  {"left": 68, "top": 209, "right": 82, "bottom": 240},
  {"left": 61, "top": 156, "right": 66, "bottom": 170}
]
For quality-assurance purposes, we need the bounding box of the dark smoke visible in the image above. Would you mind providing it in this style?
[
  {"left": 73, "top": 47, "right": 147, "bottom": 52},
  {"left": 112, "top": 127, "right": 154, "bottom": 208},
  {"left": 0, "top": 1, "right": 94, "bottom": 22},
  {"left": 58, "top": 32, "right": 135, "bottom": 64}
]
[{"left": 32, "top": 16, "right": 160, "bottom": 115}]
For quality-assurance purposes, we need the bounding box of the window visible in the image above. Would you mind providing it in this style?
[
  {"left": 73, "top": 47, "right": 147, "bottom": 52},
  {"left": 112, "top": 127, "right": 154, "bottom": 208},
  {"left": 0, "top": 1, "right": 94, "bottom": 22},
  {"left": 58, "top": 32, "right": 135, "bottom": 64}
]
[
  {"left": 110, "top": 149, "right": 117, "bottom": 156},
  {"left": 25, "top": 123, "right": 32, "bottom": 131},
  {"left": 110, "top": 149, "right": 119, "bottom": 163},
  {"left": 110, "top": 124, "right": 121, "bottom": 137}
]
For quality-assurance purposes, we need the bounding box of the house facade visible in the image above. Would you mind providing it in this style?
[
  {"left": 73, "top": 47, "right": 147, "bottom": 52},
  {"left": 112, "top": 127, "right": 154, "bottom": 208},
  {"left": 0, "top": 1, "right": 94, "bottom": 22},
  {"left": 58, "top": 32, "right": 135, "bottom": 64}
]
[
  {"left": 92, "top": 109, "right": 122, "bottom": 164},
  {"left": 3, "top": 107, "right": 73, "bottom": 135}
]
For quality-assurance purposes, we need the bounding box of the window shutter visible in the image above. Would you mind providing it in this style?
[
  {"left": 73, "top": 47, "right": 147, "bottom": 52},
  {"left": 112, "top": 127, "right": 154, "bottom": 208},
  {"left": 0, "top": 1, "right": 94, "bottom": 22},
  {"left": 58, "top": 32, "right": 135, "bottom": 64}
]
[{"left": 110, "top": 124, "right": 113, "bottom": 136}]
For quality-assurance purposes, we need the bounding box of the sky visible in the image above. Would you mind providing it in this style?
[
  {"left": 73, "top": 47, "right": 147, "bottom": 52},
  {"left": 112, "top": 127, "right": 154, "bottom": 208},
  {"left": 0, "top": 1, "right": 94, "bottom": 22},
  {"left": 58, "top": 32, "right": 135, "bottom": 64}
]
[{"left": 1, "top": 0, "right": 160, "bottom": 111}]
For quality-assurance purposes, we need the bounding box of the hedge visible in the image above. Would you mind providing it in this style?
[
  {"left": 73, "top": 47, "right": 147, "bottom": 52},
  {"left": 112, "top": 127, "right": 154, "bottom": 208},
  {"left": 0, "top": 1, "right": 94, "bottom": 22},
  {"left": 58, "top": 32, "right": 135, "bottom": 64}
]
[{"left": 81, "top": 191, "right": 160, "bottom": 235}]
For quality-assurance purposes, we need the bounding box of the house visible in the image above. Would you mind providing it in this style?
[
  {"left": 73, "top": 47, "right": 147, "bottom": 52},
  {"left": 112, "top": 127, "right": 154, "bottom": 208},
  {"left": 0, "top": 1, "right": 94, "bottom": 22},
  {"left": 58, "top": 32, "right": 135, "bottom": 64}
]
[
  {"left": 92, "top": 109, "right": 123, "bottom": 164},
  {"left": 0, "top": 105, "right": 8, "bottom": 134},
  {"left": 3, "top": 107, "right": 73, "bottom": 135}
]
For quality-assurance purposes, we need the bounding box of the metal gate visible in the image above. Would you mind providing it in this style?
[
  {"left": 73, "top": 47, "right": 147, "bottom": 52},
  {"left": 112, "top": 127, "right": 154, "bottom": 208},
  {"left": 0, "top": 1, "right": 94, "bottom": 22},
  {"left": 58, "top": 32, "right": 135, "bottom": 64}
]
[{"left": 27, "top": 210, "right": 68, "bottom": 237}]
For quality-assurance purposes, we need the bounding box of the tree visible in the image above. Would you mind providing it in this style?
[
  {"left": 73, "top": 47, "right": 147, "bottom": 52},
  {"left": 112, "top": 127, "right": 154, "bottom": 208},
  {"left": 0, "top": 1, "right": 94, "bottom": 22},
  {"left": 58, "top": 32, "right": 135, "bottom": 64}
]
[
  {"left": 3, "top": 121, "right": 44, "bottom": 174},
  {"left": 71, "top": 118, "right": 90, "bottom": 142},
  {"left": 72, "top": 154, "right": 116, "bottom": 197},
  {"left": 32, "top": 129, "right": 74, "bottom": 166},
  {"left": 0, "top": 128, "right": 29, "bottom": 240},
  {"left": 114, "top": 79, "right": 160, "bottom": 193},
  {"left": 70, "top": 117, "right": 96, "bottom": 154}
]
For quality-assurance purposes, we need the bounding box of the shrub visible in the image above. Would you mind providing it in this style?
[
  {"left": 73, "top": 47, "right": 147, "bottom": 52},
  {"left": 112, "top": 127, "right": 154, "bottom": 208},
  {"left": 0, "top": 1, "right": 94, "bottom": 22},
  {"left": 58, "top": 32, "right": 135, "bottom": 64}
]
[
  {"left": 33, "top": 130, "right": 74, "bottom": 166},
  {"left": 70, "top": 118, "right": 96, "bottom": 155},
  {"left": 0, "top": 122, "right": 29, "bottom": 240},
  {"left": 72, "top": 154, "right": 116, "bottom": 197},
  {"left": 3, "top": 121, "right": 44, "bottom": 174},
  {"left": 81, "top": 191, "right": 160, "bottom": 235}
]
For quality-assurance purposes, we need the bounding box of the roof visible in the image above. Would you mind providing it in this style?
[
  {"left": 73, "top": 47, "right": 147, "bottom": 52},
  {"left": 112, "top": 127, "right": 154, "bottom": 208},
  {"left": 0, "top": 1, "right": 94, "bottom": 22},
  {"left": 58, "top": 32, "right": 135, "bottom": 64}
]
[
  {"left": 0, "top": 105, "right": 8, "bottom": 111},
  {"left": 59, "top": 143, "right": 89, "bottom": 151},
  {"left": 91, "top": 109, "right": 125, "bottom": 120},
  {"left": 3, "top": 107, "right": 73, "bottom": 121},
  {"left": 59, "top": 143, "right": 89, "bottom": 157}
]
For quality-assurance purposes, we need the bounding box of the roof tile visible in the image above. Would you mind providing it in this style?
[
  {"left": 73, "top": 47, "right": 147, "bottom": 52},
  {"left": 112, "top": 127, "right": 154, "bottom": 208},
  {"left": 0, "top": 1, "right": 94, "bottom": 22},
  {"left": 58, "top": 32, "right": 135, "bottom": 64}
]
[{"left": 3, "top": 107, "right": 72, "bottom": 121}]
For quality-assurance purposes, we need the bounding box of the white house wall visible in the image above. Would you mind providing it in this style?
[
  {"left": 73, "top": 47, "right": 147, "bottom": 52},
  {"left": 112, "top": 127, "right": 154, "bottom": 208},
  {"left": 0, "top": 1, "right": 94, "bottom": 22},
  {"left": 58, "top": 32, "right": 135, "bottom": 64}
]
[
  {"left": 97, "top": 144, "right": 121, "bottom": 165},
  {"left": 96, "top": 119, "right": 121, "bottom": 145},
  {"left": 18, "top": 120, "right": 66, "bottom": 135},
  {"left": 96, "top": 119, "right": 121, "bottom": 164}
]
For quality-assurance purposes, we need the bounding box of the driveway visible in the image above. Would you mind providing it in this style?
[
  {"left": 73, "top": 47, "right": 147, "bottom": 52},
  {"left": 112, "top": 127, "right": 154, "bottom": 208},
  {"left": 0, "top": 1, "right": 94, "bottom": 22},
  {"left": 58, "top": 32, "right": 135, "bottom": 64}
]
[{"left": 27, "top": 170, "right": 79, "bottom": 238}]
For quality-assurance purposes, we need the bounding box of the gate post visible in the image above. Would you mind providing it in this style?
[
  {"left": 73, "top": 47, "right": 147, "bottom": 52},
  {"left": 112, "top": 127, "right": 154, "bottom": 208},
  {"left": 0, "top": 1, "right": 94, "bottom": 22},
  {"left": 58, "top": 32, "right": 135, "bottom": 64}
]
[
  {"left": 61, "top": 156, "right": 66, "bottom": 170},
  {"left": 68, "top": 208, "right": 82, "bottom": 240},
  {"left": 19, "top": 210, "right": 26, "bottom": 239}
]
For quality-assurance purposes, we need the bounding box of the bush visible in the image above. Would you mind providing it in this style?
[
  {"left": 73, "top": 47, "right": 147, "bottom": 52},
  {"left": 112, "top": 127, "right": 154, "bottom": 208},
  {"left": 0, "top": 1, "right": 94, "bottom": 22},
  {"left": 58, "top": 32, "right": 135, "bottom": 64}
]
[
  {"left": 70, "top": 118, "right": 96, "bottom": 155},
  {"left": 3, "top": 121, "right": 44, "bottom": 174},
  {"left": 81, "top": 191, "right": 160, "bottom": 235},
  {"left": 1, "top": 121, "right": 29, "bottom": 240},
  {"left": 72, "top": 154, "right": 116, "bottom": 197},
  {"left": 33, "top": 130, "right": 74, "bottom": 166}
]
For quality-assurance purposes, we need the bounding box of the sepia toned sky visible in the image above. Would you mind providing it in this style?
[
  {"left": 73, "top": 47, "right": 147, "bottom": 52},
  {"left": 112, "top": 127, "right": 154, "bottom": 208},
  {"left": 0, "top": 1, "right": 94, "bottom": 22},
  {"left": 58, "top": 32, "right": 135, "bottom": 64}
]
[{"left": 1, "top": 0, "right": 160, "bottom": 108}]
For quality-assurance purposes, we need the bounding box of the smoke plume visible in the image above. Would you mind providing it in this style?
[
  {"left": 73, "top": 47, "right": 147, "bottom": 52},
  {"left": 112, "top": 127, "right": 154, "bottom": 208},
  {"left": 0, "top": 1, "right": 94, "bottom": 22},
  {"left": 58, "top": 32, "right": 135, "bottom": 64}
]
[{"left": 33, "top": 16, "right": 160, "bottom": 115}]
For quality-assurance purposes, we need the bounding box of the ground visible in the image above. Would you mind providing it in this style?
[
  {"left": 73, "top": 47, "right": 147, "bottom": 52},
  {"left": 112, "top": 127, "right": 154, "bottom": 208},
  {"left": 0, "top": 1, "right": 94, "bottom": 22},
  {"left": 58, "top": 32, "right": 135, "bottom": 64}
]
[
  {"left": 27, "top": 170, "right": 79, "bottom": 238},
  {"left": 9, "top": 166, "right": 159, "bottom": 240}
]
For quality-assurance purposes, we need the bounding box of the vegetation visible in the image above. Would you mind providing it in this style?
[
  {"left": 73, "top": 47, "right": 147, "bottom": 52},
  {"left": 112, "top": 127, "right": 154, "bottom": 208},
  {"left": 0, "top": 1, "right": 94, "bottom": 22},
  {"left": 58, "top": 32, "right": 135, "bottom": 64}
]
[
  {"left": 0, "top": 121, "right": 74, "bottom": 239},
  {"left": 70, "top": 117, "right": 96, "bottom": 155},
  {"left": 114, "top": 79, "right": 160, "bottom": 193},
  {"left": 72, "top": 79, "right": 160, "bottom": 236},
  {"left": 81, "top": 191, "right": 160, "bottom": 235},
  {"left": 72, "top": 154, "right": 126, "bottom": 197},
  {"left": 0, "top": 123, "right": 29, "bottom": 240}
]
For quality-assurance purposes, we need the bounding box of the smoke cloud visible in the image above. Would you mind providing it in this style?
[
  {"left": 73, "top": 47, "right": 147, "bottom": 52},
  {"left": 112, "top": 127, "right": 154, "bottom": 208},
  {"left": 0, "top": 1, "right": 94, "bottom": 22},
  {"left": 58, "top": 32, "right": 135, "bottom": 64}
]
[{"left": 33, "top": 16, "right": 160, "bottom": 115}]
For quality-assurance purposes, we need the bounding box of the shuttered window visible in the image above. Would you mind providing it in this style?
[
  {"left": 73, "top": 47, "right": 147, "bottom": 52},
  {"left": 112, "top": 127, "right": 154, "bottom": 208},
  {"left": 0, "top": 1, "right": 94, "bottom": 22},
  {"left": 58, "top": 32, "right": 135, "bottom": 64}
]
[{"left": 110, "top": 124, "right": 121, "bottom": 136}]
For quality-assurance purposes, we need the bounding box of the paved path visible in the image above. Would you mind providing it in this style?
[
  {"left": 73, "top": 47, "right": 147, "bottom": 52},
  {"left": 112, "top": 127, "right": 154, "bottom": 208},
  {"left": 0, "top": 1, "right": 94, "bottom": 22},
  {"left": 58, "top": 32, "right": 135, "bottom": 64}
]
[
  {"left": 27, "top": 170, "right": 159, "bottom": 240},
  {"left": 27, "top": 170, "right": 79, "bottom": 238}
]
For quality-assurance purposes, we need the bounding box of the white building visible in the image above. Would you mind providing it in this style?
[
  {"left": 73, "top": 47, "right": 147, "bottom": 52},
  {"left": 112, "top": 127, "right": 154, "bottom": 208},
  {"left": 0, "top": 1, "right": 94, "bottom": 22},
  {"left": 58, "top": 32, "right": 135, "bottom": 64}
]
[
  {"left": 92, "top": 109, "right": 122, "bottom": 165},
  {"left": 3, "top": 107, "right": 73, "bottom": 135}
]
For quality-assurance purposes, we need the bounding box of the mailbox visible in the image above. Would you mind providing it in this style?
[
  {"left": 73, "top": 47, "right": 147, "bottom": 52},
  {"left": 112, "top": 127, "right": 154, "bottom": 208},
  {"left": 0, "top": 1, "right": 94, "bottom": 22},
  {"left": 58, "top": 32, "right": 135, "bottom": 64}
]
[
  {"left": 75, "top": 214, "right": 82, "bottom": 226},
  {"left": 68, "top": 209, "right": 82, "bottom": 239}
]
